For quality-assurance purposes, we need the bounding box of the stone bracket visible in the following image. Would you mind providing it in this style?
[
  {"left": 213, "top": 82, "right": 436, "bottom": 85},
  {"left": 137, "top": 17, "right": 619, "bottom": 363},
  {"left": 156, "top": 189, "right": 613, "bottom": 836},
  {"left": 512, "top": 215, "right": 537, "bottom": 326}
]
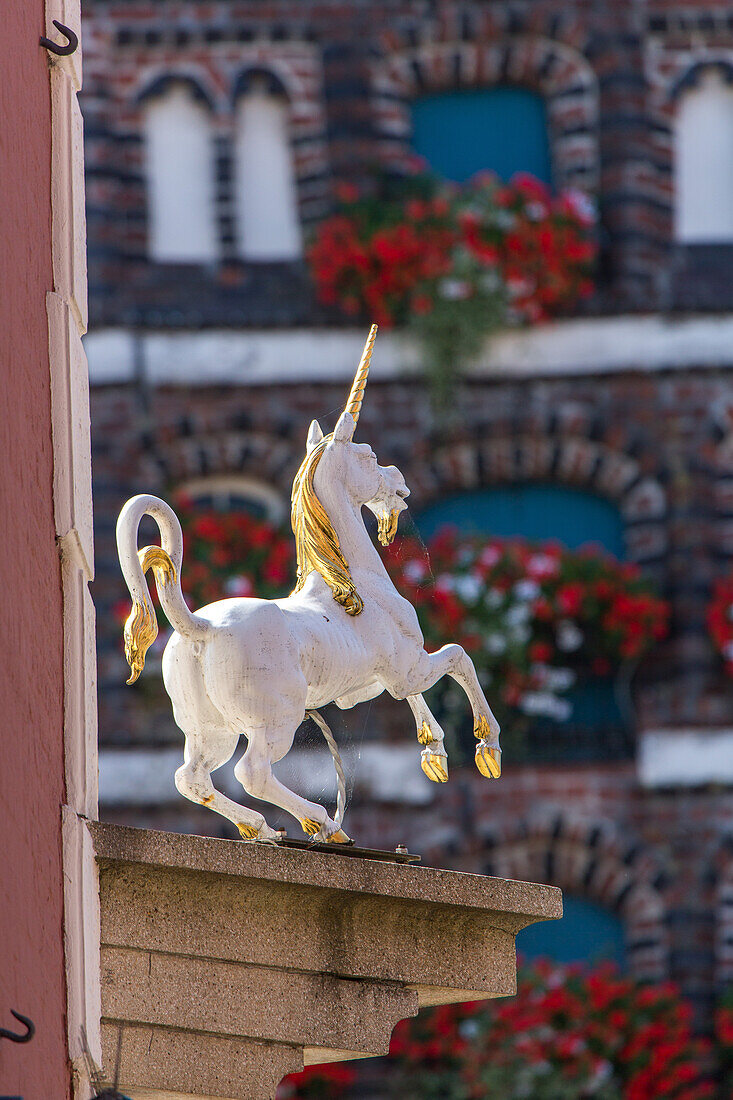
[{"left": 90, "top": 822, "right": 562, "bottom": 1100}]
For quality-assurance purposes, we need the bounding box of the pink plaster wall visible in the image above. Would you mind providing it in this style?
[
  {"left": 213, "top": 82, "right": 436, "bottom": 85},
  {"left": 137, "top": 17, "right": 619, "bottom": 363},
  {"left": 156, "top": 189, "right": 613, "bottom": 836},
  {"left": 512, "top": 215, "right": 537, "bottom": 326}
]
[{"left": 0, "top": 3, "right": 72, "bottom": 1095}]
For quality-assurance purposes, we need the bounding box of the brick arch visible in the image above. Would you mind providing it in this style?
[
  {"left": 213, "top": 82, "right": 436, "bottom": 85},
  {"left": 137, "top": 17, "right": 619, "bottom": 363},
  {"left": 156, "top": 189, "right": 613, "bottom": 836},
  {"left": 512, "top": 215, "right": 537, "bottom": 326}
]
[
  {"left": 138, "top": 429, "right": 300, "bottom": 502},
  {"left": 707, "top": 377, "right": 733, "bottom": 562},
  {"left": 371, "top": 36, "right": 599, "bottom": 193},
  {"left": 231, "top": 66, "right": 290, "bottom": 104},
  {"left": 715, "top": 836, "right": 733, "bottom": 987},
  {"left": 134, "top": 70, "right": 219, "bottom": 113},
  {"left": 670, "top": 57, "right": 733, "bottom": 102},
  {"left": 647, "top": 48, "right": 733, "bottom": 250},
  {"left": 405, "top": 432, "right": 668, "bottom": 565},
  {"left": 480, "top": 813, "right": 671, "bottom": 980}
]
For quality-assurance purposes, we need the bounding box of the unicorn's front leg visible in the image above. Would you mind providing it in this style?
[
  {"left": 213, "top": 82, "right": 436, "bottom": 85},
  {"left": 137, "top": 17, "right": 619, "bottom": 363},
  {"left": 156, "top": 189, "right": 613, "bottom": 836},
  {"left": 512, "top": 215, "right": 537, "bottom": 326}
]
[
  {"left": 390, "top": 645, "right": 501, "bottom": 779},
  {"left": 406, "top": 694, "right": 449, "bottom": 783}
]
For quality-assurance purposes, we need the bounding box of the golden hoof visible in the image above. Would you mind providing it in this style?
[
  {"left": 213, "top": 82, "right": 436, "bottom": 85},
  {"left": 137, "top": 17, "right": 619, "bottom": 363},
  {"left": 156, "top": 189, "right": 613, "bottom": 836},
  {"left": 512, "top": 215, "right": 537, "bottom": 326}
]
[
  {"left": 473, "top": 714, "right": 496, "bottom": 742},
  {"left": 421, "top": 748, "right": 448, "bottom": 783},
  {"left": 475, "top": 740, "right": 501, "bottom": 779},
  {"left": 326, "top": 827, "right": 352, "bottom": 844},
  {"left": 417, "top": 721, "right": 434, "bottom": 746},
  {"left": 300, "top": 817, "right": 322, "bottom": 837},
  {"left": 237, "top": 823, "right": 260, "bottom": 840}
]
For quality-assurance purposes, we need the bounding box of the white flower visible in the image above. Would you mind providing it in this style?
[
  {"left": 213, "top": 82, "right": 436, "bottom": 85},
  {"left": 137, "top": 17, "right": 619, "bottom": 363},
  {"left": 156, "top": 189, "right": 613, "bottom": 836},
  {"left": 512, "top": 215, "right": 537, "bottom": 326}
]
[
  {"left": 588, "top": 1059, "right": 613, "bottom": 1092},
  {"left": 546, "top": 666, "right": 576, "bottom": 691},
  {"left": 484, "top": 633, "right": 507, "bottom": 655},
  {"left": 564, "top": 187, "right": 596, "bottom": 225},
  {"left": 225, "top": 575, "right": 253, "bottom": 596},
  {"left": 439, "top": 278, "right": 471, "bottom": 300},
  {"left": 527, "top": 553, "right": 559, "bottom": 580},
  {"left": 485, "top": 587, "right": 504, "bottom": 609},
  {"left": 506, "top": 275, "right": 534, "bottom": 298},
  {"left": 724, "top": 641, "right": 733, "bottom": 660},
  {"left": 525, "top": 200, "right": 547, "bottom": 221},
  {"left": 404, "top": 559, "right": 428, "bottom": 583},
  {"left": 519, "top": 691, "right": 556, "bottom": 716},
  {"left": 509, "top": 623, "right": 531, "bottom": 645},
  {"left": 548, "top": 696, "right": 573, "bottom": 721},
  {"left": 514, "top": 579, "right": 540, "bottom": 601},
  {"left": 455, "top": 574, "right": 482, "bottom": 602},
  {"left": 479, "top": 546, "right": 501, "bottom": 568},
  {"left": 506, "top": 603, "right": 530, "bottom": 626},
  {"left": 557, "top": 620, "right": 583, "bottom": 651},
  {"left": 435, "top": 573, "right": 454, "bottom": 592},
  {"left": 520, "top": 692, "right": 572, "bottom": 721}
]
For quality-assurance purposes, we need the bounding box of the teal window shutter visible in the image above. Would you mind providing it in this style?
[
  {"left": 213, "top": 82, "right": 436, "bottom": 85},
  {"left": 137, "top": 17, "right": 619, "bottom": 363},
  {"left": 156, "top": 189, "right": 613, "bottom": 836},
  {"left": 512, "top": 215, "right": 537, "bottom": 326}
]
[
  {"left": 411, "top": 87, "right": 552, "bottom": 185},
  {"left": 517, "top": 894, "right": 627, "bottom": 969},
  {"left": 416, "top": 485, "right": 625, "bottom": 558}
]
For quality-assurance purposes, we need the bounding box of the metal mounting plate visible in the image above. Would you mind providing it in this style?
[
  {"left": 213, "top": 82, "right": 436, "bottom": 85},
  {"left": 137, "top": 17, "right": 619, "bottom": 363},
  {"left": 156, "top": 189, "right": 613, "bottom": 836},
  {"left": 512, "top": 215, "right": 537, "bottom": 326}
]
[{"left": 272, "top": 836, "right": 421, "bottom": 864}]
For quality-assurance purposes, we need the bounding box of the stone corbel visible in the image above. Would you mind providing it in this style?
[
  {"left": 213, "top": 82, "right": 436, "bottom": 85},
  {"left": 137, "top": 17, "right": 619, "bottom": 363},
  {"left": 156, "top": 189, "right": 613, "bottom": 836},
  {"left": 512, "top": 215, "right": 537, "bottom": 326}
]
[{"left": 91, "top": 823, "right": 562, "bottom": 1100}]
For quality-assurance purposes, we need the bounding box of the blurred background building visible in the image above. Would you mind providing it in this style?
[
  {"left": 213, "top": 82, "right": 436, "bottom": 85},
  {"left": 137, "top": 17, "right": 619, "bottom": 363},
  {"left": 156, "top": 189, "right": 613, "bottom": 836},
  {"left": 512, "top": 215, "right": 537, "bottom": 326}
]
[{"left": 81, "top": 0, "right": 733, "bottom": 1038}]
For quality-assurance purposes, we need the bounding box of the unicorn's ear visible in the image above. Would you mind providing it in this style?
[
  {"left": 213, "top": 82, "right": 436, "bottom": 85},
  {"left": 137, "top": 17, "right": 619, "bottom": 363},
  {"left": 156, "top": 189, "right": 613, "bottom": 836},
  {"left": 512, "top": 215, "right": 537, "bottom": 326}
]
[
  {"left": 333, "top": 410, "right": 355, "bottom": 443},
  {"left": 307, "top": 420, "right": 324, "bottom": 452}
]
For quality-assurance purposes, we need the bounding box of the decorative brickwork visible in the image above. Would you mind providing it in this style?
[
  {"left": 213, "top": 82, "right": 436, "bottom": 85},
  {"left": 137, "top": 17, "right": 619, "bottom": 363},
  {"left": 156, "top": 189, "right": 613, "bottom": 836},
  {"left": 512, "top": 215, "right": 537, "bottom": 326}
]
[
  {"left": 82, "top": 0, "right": 733, "bottom": 320},
  {"left": 83, "top": 0, "right": 733, "bottom": 1040},
  {"left": 646, "top": 27, "right": 733, "bottom": 308},
  {"left": 716, "top": 834, "right": 733, "bottom": 986},
  {"left": 417, "top": 432, "right": 667, "bottom": 564},
  {"left": 480, "top": 812, "right": 670, "bottom": 981},
  {"left": 710, "top": 391, "right": 733, "bottom": 561},
  {"left": 84, "top": 19, "right": 328, "bottom": 323},
  {"left": 371, "top": 34, "right": 599, "bottom": 193}
]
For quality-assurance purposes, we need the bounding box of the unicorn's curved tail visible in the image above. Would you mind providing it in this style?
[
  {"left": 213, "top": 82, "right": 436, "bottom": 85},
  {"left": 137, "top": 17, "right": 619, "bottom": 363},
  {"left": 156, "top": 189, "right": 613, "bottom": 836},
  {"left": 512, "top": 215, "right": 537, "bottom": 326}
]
[{"left": 116, "top": 494, "right": 204, "bottom": 684}]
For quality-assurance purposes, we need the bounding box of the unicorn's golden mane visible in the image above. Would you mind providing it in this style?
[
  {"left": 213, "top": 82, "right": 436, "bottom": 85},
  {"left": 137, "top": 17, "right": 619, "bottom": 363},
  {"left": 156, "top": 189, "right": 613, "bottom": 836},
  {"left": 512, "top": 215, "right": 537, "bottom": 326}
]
[{"left": 290, "top": 434, "right": 364, "bottom": 616}]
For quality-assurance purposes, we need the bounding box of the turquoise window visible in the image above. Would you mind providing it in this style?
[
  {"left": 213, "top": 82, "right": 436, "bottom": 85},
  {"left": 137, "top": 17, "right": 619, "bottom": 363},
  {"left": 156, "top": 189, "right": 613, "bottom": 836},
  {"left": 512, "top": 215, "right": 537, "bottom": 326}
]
[
  {"left": 416, "top": 484, "right": 625, "bottom": 558},
  {"left": 411, "top": 87, "right": 552, "bottom": 185},
  {"left": 517, "top": 894, "right": 627, "bottom": 969}
]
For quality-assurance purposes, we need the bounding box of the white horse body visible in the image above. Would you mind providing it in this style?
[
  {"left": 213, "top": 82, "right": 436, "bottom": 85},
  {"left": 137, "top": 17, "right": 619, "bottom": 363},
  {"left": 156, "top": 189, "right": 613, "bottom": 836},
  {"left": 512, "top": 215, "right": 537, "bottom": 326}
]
[{"left": 117, "top": 328, "right": 501, "bottom": 843}]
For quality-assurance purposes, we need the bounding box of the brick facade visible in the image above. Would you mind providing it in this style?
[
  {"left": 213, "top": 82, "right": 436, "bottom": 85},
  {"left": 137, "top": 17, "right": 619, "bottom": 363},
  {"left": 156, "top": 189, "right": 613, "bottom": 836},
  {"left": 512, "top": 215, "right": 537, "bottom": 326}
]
[
  {"left": 83, "top": 0, "right": 733, "bottom": 1034},
  {"left": 84, "top": 0, "right": 733, "bottom": 323}
]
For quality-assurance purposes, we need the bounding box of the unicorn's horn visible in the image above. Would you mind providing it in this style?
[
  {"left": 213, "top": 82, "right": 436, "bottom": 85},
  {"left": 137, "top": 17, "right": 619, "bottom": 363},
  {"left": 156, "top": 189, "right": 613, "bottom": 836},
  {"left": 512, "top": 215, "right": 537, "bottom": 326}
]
[{"left": 344, "top": 324, "right": 377, "bottom": 436}]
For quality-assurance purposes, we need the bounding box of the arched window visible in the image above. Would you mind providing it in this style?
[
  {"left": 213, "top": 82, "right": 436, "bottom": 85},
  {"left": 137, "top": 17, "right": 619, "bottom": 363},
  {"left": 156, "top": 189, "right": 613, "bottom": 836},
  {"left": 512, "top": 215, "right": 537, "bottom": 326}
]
[
  {"left": 234, "top": 80, "right": 302, "bottom": 261},
  {"left": 142, "top": 81, "right": 219, "bottom": 263},
  {"left": 411, "top": 86, "right": 552, "bottom": 185},
  {"left": 175, "top": 476, "right": 286, "bottom": 523},
  {"left": 517, "top": 894, "right": 627, "bottom": 969},
  {"left": 675, "top": 69, "right": 733, "bottom": 243}
]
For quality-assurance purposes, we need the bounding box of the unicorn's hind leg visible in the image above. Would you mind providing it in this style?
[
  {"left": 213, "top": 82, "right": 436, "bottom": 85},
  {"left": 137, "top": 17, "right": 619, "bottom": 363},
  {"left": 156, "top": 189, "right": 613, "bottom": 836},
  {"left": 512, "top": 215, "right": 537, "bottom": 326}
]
[
  {"left": 406, "top": 694, "right": 449, "bottom": 783},
  {"left": 234, "top": 725, "right": 351, "bottom": 844},
  {"left": 175, "top": 731, "right": 279, "bottom": 841}
]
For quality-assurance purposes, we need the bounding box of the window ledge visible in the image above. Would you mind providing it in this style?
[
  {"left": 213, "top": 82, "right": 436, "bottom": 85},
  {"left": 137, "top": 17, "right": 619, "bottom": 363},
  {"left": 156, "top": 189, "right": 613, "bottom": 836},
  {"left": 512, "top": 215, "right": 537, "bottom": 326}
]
[
  {"left": 86, "top": 313, "right": 733, "bottom": 388},
  {"left": 638, "top": 727, "right": 733, "bottom": 788}
]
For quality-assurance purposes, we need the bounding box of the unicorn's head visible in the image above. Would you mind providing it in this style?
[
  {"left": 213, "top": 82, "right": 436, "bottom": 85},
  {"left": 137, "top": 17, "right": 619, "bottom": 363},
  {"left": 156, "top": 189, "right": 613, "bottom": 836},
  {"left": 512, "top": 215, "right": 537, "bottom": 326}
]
[{"left": 291, "top": 325, "right": 410, "bottom": 615}]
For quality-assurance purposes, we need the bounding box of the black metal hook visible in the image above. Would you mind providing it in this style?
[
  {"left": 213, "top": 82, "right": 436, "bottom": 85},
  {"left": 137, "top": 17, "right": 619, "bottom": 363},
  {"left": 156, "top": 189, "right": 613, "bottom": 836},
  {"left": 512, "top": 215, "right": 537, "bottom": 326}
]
[
  {"left": 39, "top": 20, "right": 78, "bottom": 56},
  {"left": 0, "top": 1010, "right": 35, "bottom": 1044}
]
